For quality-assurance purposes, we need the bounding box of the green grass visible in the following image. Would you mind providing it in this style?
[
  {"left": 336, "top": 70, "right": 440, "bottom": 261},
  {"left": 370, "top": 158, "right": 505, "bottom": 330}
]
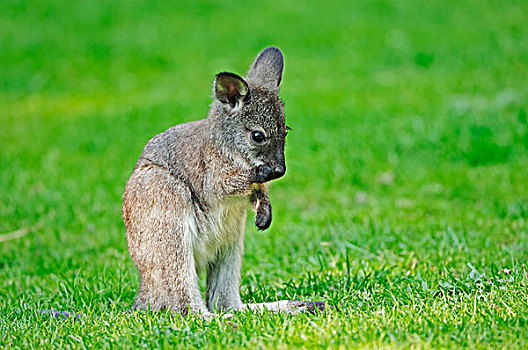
[{"left": 1, "top": 0, "right": 528, "bottom": 348}]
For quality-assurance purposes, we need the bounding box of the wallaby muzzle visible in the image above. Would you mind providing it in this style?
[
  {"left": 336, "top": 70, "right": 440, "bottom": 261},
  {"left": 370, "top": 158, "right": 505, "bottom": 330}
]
[{"left": 254, "top": 164, "right": 286, "bottom": 183}]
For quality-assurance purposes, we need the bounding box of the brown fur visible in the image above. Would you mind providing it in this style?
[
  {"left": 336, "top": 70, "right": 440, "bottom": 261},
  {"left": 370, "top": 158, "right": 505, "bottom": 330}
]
[{"left": 123, "top": 47, "right": 328, "bottom": 316}]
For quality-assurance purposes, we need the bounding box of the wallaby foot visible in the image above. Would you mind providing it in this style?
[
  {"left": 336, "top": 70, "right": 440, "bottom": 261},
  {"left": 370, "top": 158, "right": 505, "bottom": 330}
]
[
  {"left": 132, "top": 276, "right": 210, "bottom": 317},
  {"left": 243, "top": 300, "right": 331, "bottom": 315}
]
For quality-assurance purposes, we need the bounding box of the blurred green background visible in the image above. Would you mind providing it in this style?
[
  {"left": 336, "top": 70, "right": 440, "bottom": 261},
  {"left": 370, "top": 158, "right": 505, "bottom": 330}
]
[{"left": 1, "top": 0, "right": 527, "bottom": 348}]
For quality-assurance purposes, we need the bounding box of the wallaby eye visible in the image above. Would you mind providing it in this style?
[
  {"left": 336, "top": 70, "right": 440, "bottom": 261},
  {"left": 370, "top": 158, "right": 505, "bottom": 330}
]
[{"left": 250, "top": 130, "right": 266, "bottom": 145}]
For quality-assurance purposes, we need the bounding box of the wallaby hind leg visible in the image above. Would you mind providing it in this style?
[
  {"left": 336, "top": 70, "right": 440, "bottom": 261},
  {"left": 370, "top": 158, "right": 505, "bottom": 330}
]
[
  {"left": 206, "top": 236, "right": 245, "bottom": 312},
  {"left": 123, "top": 165, "right": 208, "bottom": 316}
]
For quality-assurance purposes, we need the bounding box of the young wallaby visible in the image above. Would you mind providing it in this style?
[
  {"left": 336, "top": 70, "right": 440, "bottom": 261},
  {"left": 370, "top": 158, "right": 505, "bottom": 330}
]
[{"left": 122, "top": 47, "right": 327, "bottom": 317}]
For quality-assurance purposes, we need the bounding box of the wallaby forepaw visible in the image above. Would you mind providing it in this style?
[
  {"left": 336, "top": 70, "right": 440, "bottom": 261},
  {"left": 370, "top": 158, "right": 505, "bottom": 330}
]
[{"left": 255, "top": 203, "right": 272, "bottom": 230}]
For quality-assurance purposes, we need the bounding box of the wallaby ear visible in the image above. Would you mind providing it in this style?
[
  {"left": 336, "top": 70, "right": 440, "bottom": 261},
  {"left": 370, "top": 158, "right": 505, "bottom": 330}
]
[
  {"left": 246, "top": 47, "right": 284, "bottom": 90},
  {"left": 214, "top": 72, "right": 249, "bottom": 108}
]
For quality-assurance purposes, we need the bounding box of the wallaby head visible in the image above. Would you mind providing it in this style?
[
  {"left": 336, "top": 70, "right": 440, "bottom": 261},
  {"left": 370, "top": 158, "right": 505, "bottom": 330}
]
[{"left": 209, "top": 47, "right": 287, "bottom": 184}]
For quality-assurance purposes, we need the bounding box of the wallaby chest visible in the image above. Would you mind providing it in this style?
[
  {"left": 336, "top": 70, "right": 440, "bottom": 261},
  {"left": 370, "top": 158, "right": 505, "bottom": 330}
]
[{"left": 190, "top": 196, "right": 247, "bottom": 271}]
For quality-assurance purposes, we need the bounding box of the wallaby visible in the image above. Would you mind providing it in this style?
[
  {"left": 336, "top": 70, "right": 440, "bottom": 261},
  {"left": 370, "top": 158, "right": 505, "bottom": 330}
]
[{"left": 122, "top": 47, "right": 327, "bottom": 317}]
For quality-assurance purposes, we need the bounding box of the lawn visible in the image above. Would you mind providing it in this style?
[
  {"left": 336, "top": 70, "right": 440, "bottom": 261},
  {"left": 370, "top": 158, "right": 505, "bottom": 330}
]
[{"left": 1, "top": 0, "right": 527, "bottom": 348}]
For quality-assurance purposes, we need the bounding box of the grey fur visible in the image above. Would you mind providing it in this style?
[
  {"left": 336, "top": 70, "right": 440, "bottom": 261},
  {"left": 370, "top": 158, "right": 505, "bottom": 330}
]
[
  {"left": 246, "top": 47, "right": 284, "bottom": 90},
  {"left": 123, "top": 47, "right": 329, "bottom": 317}
]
